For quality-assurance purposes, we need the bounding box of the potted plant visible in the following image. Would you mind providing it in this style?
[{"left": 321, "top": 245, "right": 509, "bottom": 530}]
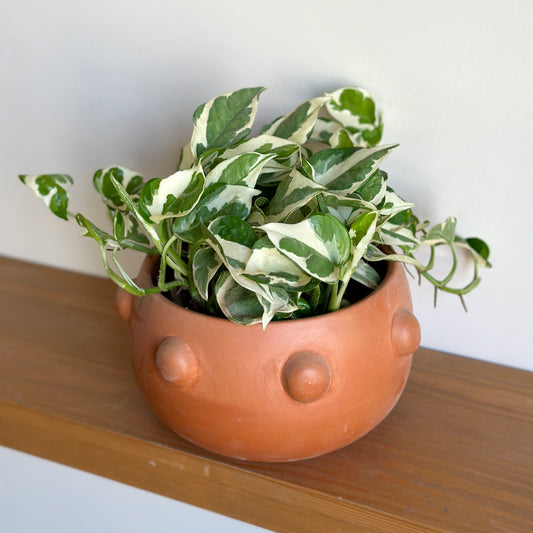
[{"left": 20, "top": 86, "right": 491, "bottom": 461}]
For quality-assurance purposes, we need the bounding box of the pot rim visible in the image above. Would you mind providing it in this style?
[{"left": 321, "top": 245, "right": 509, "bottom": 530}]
[{"left": 136, "top": 255, "right": 402, "bottom": 329}]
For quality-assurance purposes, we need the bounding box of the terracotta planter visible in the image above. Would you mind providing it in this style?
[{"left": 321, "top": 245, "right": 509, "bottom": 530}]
[{"left": 116, "top": 256, "right": 420, "bottom": 462}]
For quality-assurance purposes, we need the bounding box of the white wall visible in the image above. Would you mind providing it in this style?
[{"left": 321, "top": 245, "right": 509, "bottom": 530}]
[{"left": 1, "top": 0, "right": 532, "bottom": 373}]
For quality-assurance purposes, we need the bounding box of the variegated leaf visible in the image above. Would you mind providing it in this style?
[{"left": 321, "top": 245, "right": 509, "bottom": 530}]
[
  {"left": 204, "top": 215, "right": 257, "bottom": 271},
  {"left": 264, "top": 168, "right": 326, "bottom": 222},
  {"left": 325, "top": 205, "right": 357, "bottom": 226},
  {"left": 19, "top": 173, "right": 73, "bottom": 220},
  {"left": 76, "top": 213, "right": 119, "bottom": 250},
  {"left": 309, "top": 117, "right": 365, "bottom": 148},
  {"left": 120, "top": 233, "right": 155, "bottom": 254},
  {"left": 217, "top": 272, "right": 299, "bottom": 328},
  {"left": 309, "top": 145, "right": 396, "bottom": 195},
  {"left": 243, "top": 236, "right": 316, "bottom": 290},
  {"left": 454, "top": 237, "right": 492, "bottom": 269},
  {"left": 191, "top": 246, "right": 222, "bottom": 300},
  {"left": 111, "top": 211, "right": 154, "bottom": 254},
  {"left": 260, "top": 213, "right": 351, "bottom": 283},
  {"left": 190, "top": 87, "right": 265, "bottom": 157},
  {"left": 206, "top": 216, "right": 299, "bottom": 327},
  {"left": 256, "top": 287, "right": 299, "bottom": 328},
  {"left": 322, "top": 193, "right": 376, "bottom": 225},
  {"left": 172, "top": 183, "right": 260, "bottom": 243},
  {"left": 326, "top": 87, "right": 383, "bottom": 146},
  {"left": 365, "top": 243, "right": 424, "bottom": 268},
  {"left": 351, "top": 260, "right": 381, "bottom": 289},
  {"left": 354, "top": 169, "right": 388, "bottom": 205},
  {"left": 204, "top": 152, "right": 275, "bottom": 188},
  {"left": 257, "top": 146, "right": 312, "bottom": 187},
  {"left": 309, "top": 117, "right": 342, "bottom": 144},
  {"left": 346, "top": 211, "right": 378, "bottom": 277},
  {"left": 93, "top": 167, "right": 144, "bottom": 211},
  {"left": 217, "top": 135, "right": 300, "bottom": 167},
  {"left": 261, "top": 96, "right": 328, "bottom": 144},
  {"left": 177, "top": 142, "right": 195, "bottom": 170},
  {"left": 379, "top": 222, "right": 420, "bottom": 248},
  {"left": 423, "top": 217, "right": 457, "bottom": 245},
  {"left": 255, "top": 168, "right": 293, "bottom": 186},
  {"left": 138, "top": 167, "right": 205, "bottom": 223},
  {"left": 247, "top": 196, "right": 268, "bottom": 227},
  {"left": 379, "top": 188, "right": 416, "bottom": 217},
  {"left": 329, "top": 127, "right": 359, "bottom": 148},
  {"left": 215, "top": 272, "right": 264, "bottom": 325},
  {"left": 323, "top": 170, "right": 387, "bottom": 225}
]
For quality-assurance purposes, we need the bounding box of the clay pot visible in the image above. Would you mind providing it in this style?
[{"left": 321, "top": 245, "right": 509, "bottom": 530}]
[{"left": 116, "top": 256, "right": 420, "bottom": 462}]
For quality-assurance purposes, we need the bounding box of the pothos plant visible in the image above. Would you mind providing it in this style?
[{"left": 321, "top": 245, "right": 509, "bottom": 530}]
[{"left": 20, "top": 86, "right": 491, "bottom": 327}]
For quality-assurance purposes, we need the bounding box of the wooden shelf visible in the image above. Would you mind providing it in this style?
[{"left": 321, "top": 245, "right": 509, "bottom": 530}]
[{"left": 1, "top": 255, "right": 532, "bottom": 532}]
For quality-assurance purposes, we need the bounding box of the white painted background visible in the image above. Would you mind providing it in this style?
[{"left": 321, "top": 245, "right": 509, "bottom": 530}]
[{"left": 1, "top": 1, "right": 532, "bottom": 531}]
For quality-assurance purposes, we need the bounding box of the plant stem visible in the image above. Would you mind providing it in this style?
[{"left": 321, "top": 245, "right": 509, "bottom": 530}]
[
  {"left": 328, "top": 278, "right": 350, "bottom": 312},
  {"left": 157, "top": 221, "right": 188, "bottom": 276}
]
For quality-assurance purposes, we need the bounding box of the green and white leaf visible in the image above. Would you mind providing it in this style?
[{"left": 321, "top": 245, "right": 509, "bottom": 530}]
[
  {"left": 260, "top": 213, "right": 351, "bottom": 283},
  {"left": 351, "top": 260, "right": 382, "bottom": 289},
  {"left": 264, "top": 167, "right": 326, "bottom": 222},
  {"left": 190, "top": 87, "right": 265, "bottom": 157},
  {"left": 256, "top": 287, "right": 299, "bottom": 328},
  {"left": 354, "top": 169, "right": 388, "bottom": 205},
  {"left": 204, "top": 152, "right": 275, "bottom": 188},
  {"left": 326, "top": 87, "right": 379, "bottom": 129},
  {"left": 177, "top": 142, "right": 195, "bottom": 170},
  {"left": 262, "top": 96, "right": 328, "bottom": 144},
  {"left": 206, "top": 216, "right": 299, "bottom": 327},
  {"left": 138, "top": 167, "right": 205, "bottom": 223},
  {"left": 247, "top": 197, "right": 268, "bottom": 226},
  {"left": 205, "top": 215, "right": 258, "bottom": 272},
  {"left": 218, "top": 135, "right": 300, "bottom": 168},
  {"left": 309, "top": 117, "right": 342, "bottom": 144},
  {"left": 378, "top": 222, "right": 420, "bottom": 248},
  {"left": 215, "top": 272, "right": 297, "bottom": 327},
  {"left": 76, "top": 213, "right": 119, "bottom": 250},
  {"left": 455, "top": 236, "right": 492, "bottom": 269},
  {"left": 214, "top": 272, "right": 264, "bottom": 325},
  {"left": 243, "top": 236, "right": 316, "bottom": 290},
  {"left": 172, "top": 183, "right": 260, "bottom": 243},
  {"left": 346, "top": 211, "right": 378, "bottom": 279},
  {"left": 19, "top": 173, "right": 73, "bottom": 220},
  {"left": 322, "top": 193, "right": 376, "bottom": 225},
  {"left": 309, "top": 117, "right": 367, "bottom": 148},
  {"left": 93, "top": 167, "right": 144, "bottom": 211},
  {"left": 309, "top": 144, "right": 396, "bottom": 195},
  {"left": 365, "top": 243, "right": 424, "bottom": 268},
  {"left": 423, "top": 217, "right": 457, "bottom": 246},
  {"left": 191, "top": 246, "right": 222, "bottom": 300},
  {"left": 120, "top": 233, "right": 155, "bottom": 254},
  {"left": 325, "top": 205, "right": 356, "bottom": 226},
  {"left": 111, "top": 211, "right": 154, "bottom": 254},
  {"left": 379, "top": 188, "right": 416, "bottom": 217},
  {"left": 329, "top": 127, "right": 360, "bottom": 148},
  {"left": 325, "top": 87, "right": 383, "bottom": 146}
]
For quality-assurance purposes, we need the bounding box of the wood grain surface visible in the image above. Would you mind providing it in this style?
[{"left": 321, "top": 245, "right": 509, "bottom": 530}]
[{"left": 1, "top": 255, "right": 532, "bottom": 532}]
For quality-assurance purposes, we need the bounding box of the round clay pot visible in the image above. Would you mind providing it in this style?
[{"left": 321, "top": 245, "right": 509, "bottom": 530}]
[{"left": 116, "top": 256, "right": 420, "bottom": 462}]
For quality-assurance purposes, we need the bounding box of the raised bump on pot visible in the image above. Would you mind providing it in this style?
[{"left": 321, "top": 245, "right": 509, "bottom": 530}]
[
  {"left": 391, "top": 307, "right": 421, "bottom": 357},
  {"left": 115, "top": 288, "right": 133, "bottom": 323},
  {"left": 281, "top": 351, "right": 332, "bottom": 403},
  {"left": 155, "top": 336, "right": 199, "bottom": 387}
]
